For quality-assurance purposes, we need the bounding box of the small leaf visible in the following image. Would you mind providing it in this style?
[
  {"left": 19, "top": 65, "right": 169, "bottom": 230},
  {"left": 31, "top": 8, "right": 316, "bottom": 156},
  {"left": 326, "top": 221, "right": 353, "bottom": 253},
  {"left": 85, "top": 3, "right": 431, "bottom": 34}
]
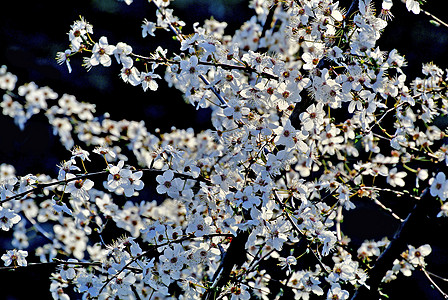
[{"left": 429, "top": 20, "right": 441, "bottom": 27}]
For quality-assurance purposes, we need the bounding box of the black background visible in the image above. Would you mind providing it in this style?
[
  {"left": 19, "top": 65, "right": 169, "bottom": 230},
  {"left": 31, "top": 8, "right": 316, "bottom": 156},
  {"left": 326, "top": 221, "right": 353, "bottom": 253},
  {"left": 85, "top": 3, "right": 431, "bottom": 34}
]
[{"left": 1, "top": 0, "right": 448, "bottom": 299}]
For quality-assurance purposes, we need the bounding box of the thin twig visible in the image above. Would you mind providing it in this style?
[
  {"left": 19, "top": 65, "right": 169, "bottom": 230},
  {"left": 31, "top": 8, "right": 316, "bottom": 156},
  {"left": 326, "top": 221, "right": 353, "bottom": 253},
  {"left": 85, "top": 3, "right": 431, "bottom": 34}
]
[
  {"left": 1, "top": 168, "right": 202, "bottom": 205},
  {"left": 0, "top": 170, "right": 107, "bottom": 204},
  {"left": 373, "top": 198, "right": 405, "bottom": 222},
  {"left": 365, "top": 102, "right": 406, "bottom": 134},
  {"left": 24, "top": 214, "right": 54, "bottom": 243},
  {"left": 99, "top": 233, "right": 233, "bottom": 295},
  {"left": 345, "top": 0, "right": 359, "bottom": 19},
  {"left": 421, "top": 9, "right": 448, "bottom": 29},
  {"left": 0, "top": 259, "right": 101, "bottom": 271},
  {"left": 199, "top": 74, "right": 226, "bottom": 106},
  {"left": 131, "top": 53, "right": 278, "bottom": 80},
  {"left": 426, "top": 270, "right": 448, "bottom": 282},
  {"left": 336, "top": 205, "right": 343, "bottom": 242},
  {"left": 272, "top": 190, "right": 330, "bottom": 275},
  {"left": 246, "top": 249, "right": 275, "bottom": 274}
]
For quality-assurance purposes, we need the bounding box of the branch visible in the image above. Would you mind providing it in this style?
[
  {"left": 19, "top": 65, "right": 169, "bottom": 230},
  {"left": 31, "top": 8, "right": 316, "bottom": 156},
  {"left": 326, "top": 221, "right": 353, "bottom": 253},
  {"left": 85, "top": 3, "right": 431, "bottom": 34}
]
[
  {"left": 1, "top": 168, "right": 204, "bottom": 205},
  {"left": 0, "top": 170, "right": 108, "bottom": 204},
  {"left": 97, "top": 233, "right": 233, "bottom": 295},
  {"left": 420, "top": 266, "right": 448, "bottom": 299},
  {"left": 345, "top": 0, "right": 359, "bottom": 19},
  {"left": 198, "top": 74, "right": 226, "bottom": 106},
  {"left": 273, "top": 190, "right": 331, "bottom": 275},
  {"left": 131, "top": 53, "right": 278, "bottom": 80},
  {"left": 350, "top": 188, "right": 436, "bottom": 299},
  {"left": 256, "top": 1, "right": 279, "bottom": 54},
  {"left": 0, "top": 259, "right": 102, "bottom": 271},
  {"left": 422, "top": 8, "right": 448, "bottom": 29},
  {"left": 202, "top": 230, "right": 250, "bottom": 300}
]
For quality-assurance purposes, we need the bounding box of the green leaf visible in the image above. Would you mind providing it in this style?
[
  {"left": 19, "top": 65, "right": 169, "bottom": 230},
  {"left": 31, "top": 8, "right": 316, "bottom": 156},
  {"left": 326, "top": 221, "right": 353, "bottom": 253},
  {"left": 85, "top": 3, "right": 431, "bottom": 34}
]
[{"left": 429, "top": 20, "right": 441, "bottom": 27}]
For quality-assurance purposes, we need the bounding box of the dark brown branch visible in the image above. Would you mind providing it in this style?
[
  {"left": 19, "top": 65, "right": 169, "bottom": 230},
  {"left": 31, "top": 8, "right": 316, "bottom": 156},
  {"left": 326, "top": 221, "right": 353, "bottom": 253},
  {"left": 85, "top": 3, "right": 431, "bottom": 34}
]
[
  {"left": 350, "top": 188, "right": 436, "bottom": 299},
  {"left": 257, "top": 1, "right": 279, "bottom": 54},
  {"left": 202, "top": 229, "right": 250, "bottom": 300}
]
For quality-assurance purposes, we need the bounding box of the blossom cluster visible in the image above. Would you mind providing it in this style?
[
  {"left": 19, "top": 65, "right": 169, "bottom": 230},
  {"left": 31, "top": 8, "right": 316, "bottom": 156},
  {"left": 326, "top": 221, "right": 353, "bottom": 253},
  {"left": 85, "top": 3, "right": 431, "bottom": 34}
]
[
  {"left": 1, "top": 0, "right": 447, "bottom": 299},
  {"left": 383, "top": 244, "right": 432, "bottom": 282}
]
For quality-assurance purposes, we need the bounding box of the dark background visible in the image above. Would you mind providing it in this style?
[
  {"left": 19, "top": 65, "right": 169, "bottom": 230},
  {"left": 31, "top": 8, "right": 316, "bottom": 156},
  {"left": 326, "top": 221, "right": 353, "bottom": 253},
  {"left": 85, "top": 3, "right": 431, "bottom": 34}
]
[{"left": 1, "top": 0, "right": 448, "bottom": 299}]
